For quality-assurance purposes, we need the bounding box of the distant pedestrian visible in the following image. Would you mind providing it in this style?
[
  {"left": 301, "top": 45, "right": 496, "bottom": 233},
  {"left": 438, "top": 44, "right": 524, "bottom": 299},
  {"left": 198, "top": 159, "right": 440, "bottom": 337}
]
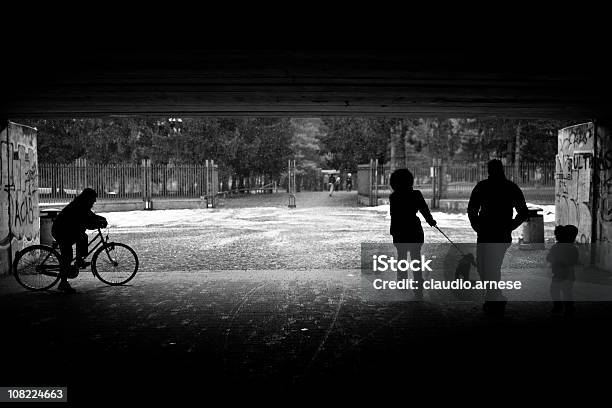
[
  {"left": 389, "top": 168, "right": 437, "bottom": 300},
  {"left": 547, "top": 225, "right": 579, "bottom": 317},
  {"left": 468, "top": 159, "right": 529, "bottom": 316},
  {"left": 328, "top": 174, "right": 336, "bottom": 196},
  {"left": 335, "top": 176, "right": 341, "bottom": 191},
  {"left": 346, "top": 173, "right": 353, "bottom": 192}
]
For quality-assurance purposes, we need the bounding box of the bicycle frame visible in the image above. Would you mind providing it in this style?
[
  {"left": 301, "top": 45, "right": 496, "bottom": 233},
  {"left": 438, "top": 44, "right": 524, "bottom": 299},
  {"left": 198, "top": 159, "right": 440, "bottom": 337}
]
[
  {"left": 51, "top": 228, "right": 109, "bottom": 263},
  {"left": 34, "top": 229, "right": 112, "bottom": 277}
]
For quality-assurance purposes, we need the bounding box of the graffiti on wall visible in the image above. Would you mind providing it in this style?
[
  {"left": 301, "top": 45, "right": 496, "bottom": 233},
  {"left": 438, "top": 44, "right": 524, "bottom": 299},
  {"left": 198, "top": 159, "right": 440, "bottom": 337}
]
[
  {"left": 594, "top": 125, "right": 612, "bottom": 269},
  {"left": 10, "top": 151, "right": 38, "bottom": 239},
  {"left": 596, "top": 127, "right": 612, "bottom": 225},
  {"left": 555, "top": 123, "right": 594, "bottom": 244},
  {"left": 0, "top": 122, "right": 40, "bottom": 275}
]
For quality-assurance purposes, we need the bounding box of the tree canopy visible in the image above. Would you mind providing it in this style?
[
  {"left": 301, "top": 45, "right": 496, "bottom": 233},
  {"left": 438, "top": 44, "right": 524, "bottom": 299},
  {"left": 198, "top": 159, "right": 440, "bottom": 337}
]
[{"left": 27, "top": 116, "right": 568, "bottom": 177}]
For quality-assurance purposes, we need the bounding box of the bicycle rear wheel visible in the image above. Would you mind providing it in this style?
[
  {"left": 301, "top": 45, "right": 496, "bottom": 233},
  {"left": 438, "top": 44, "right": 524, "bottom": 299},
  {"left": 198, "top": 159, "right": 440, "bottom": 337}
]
[
  {"left": 92, "top": 242, "right": 139, "bottom": 285},
  {"left": 13, "top": 245, "right": 62, "bottom": 291}
]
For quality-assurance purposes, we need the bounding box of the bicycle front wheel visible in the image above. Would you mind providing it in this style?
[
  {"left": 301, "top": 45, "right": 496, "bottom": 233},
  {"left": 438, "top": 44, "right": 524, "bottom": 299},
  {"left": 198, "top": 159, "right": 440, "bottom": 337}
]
[
  {"left": 13, "top": 245, "right": 62, "bottom": 291},
  {"left": 92, "top": 242, "right": 139, "bottom": 285}
]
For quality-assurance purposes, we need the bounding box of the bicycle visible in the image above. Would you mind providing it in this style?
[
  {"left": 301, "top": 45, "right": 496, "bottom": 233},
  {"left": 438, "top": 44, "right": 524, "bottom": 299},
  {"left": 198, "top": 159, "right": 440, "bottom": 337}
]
[{"left": 12, "top": 227, "right": 139, "bottom": 291}]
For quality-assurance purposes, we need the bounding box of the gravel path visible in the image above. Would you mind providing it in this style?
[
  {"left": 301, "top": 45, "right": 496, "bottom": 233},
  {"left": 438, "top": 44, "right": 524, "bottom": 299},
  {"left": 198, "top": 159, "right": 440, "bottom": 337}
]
[{"left": 93, "top": 191, "right": 556, "bottom": 272}]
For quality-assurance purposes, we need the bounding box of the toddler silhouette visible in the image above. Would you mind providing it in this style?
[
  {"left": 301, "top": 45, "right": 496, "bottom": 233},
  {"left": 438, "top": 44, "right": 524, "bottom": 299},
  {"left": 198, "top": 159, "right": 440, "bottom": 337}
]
[{"left": 546, "top": 225, "right": 579, "bottom": 316}]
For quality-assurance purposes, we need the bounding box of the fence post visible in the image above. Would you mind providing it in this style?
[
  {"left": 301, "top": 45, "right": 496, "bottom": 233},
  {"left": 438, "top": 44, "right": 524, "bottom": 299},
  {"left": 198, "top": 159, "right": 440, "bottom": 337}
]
[
  {"left": 204, "top": 160, "right": 209, "bottom": 206},
  {"left": 439, "top": 160, "right": 448, "bottom": 201},
  {"left": 431, "top": 158, "right": 440, "bottom": 209},
  {"left": 367, "top": 158, "right": 379, "bottom": 207},
  {"left": 368, "top": 159, "right": 374, "bottom": 206},
  {"left": 211, "top": 160, "right": 218, "bottom": 208},
  {"left": 148, "top": 159, "right": 153, "bottom": 207},
  {"left": 82, "top": 158, "right": 88, "bottom": 191},
  {"left": 288, "top": 159, "right": 296, "bottom": 208},
  {"left": 142, "top": 159, "right": 152, "bottom": 210},
  {"left": 202, "top": 159, "right": 217, "bottom": 208}
]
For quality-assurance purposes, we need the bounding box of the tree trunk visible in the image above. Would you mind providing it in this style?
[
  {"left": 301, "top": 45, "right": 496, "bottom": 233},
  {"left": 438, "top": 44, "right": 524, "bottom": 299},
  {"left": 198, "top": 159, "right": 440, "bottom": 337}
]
[
  {"left": 389, "top": 120, "right": 406, "bottom": 171},
  {"left": 514, "top": 123, "right": 522, "bottom": 182}
]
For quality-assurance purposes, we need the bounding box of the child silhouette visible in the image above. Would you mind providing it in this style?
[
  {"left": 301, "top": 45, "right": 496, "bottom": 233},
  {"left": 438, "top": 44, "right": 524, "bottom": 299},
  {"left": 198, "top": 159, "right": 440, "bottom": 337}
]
[
  {"left": 546, "top": 225, "right": 579, "bottom": 316},
  {"left": 389, "top": 169, "right": 436, "bottom": 300}
]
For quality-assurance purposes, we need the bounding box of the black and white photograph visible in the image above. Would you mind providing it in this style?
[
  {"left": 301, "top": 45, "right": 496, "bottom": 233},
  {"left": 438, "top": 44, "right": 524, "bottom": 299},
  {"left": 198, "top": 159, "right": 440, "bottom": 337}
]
[{"left": 1, "top": 15, "right": 612, "bottom": 404}]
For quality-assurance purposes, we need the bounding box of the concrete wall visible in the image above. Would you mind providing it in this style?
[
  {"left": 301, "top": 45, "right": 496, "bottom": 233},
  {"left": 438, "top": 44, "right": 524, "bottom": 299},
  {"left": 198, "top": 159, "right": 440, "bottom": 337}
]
[
  {"left": 555, "top": 122, "right": 612, "bottom": 270},
  {"left": 40, "top": 198, "right": 212, "bottom": 214},
  {"left": 356, "top": 164, "right": 371, "bottom": 197},
  {"left": 595, "top": 124, "right": 612, "bottom": 269},
  {"left": 1, "top": 122, "right": 39, "bottom": 275},
  {"left": 555, "top": 123, "right": 595, "bottom": 244}
]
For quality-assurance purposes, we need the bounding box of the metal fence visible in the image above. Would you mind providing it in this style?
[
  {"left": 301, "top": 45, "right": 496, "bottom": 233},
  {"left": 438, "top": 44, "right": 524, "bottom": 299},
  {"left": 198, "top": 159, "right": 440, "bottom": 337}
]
[
  {"left": 147, "top": 163, "right": 217, "bottom": 199},
  {"left": 39, "top": 159, "right": 327, "bottom": 206},
  {"left": 358, "top": 161, "right": 556, "bottom": 205},
  {"left": 216, "top": 167, "right": 324, "bottom": 197},
  {"left": 439, "top": 162, "right": 555, "bottom": 201},
  {"left": 39, "top": 159, "right": 218, "bottom": 204}
]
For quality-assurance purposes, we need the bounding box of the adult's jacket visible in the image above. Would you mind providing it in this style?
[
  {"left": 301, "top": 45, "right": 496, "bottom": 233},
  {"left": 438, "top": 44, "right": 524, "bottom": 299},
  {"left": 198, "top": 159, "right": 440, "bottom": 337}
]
[
  {"left": 467, "top": 176, "right": 529, "bottom": 243},
  {"left": 52, "top": 200, "right": 107, "bottom": 240}
]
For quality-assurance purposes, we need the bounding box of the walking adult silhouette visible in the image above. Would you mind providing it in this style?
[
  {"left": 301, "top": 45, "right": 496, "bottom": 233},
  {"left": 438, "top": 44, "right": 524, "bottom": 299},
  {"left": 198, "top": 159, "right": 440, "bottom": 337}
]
[
  {"left": 389, "top": 169, "right": 437, "bottom": 300},
  {"left": 467, "top": 159, "right": 529, "bottom": 316},
  {"left": 328, "top": 174, "right": 336, "bottom": 197}
]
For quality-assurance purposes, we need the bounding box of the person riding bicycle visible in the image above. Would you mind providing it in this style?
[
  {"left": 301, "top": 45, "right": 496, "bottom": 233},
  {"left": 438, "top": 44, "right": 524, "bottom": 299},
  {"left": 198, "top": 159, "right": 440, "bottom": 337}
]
[{"left": 52, "top": 188, "right": 107, "bottom": 293}]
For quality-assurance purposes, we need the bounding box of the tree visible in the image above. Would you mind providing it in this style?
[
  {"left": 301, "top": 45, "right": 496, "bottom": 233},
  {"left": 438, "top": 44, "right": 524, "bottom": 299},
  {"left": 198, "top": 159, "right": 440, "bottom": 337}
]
[
  {"left": 319, "top": 117, "right": 392, "bottom": 171},
  {"left": 28, "top": 116, "right": 568, "bottom": 173},
  {"left": 290, "top": 118, "right": 323, "bottom": 169}
]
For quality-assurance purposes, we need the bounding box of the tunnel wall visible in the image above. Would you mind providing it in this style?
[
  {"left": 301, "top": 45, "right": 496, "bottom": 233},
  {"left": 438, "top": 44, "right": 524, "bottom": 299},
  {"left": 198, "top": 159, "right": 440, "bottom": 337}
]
[
  {"left": 1, "top": 122, "right": 40, "bottom": 275},
  {"left": 555, "top": 123, "right": 595, "bottom": 243},
  {"left": 555, "top": 122, "right": 612, "bottom": 270},
  {"left": 595, "top": 124, "right": 612, "bottom": 269}
]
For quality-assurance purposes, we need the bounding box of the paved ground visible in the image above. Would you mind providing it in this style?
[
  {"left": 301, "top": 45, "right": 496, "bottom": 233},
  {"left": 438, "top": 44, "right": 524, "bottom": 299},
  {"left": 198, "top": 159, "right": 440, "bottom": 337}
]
[
  {"left": 1, "top": 192, "right": 609, "bottom": 403},
  {"left": 2, "top": 270, "right": 612, "bottom": 402},
  {"left": 91, "top": 191, "right": 556, "bottom": 271}
]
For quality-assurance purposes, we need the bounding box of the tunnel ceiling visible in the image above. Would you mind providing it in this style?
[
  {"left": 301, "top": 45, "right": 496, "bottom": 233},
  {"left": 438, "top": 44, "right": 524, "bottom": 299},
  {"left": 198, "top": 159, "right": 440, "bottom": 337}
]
[{"left": 2, "top": 49, "right": 611, "bottom": 119}]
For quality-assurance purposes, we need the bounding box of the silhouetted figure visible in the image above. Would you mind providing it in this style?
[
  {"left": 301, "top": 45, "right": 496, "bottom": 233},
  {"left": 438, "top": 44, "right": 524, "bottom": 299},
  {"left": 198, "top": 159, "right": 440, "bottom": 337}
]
[
  {"left": 346, "top": 173, "right": 353, "bottom": 192},
  {"left": 468, "top": 159, "right": 529, "bottom": 316},
  {"left": 547, "top": 225, "right": 579, "bottom": 317},
  {"left": 328, "top": 174, "right": 336, "bottom": 196},
  {"left": 455, "top": 252, "right": 475, "bottom": 281},
  {"left": 52, "top": 188, "right": 107, "bottom": 293},
  {"left": 390, "top": 169, "right": 437, "bottom": 300}
]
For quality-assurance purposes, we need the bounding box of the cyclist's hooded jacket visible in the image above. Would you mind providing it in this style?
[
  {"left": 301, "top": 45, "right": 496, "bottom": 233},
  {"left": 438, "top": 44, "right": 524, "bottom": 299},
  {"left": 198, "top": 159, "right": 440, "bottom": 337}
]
[{"left": 52, "top": 188, "right": 107, "bottom": 241}]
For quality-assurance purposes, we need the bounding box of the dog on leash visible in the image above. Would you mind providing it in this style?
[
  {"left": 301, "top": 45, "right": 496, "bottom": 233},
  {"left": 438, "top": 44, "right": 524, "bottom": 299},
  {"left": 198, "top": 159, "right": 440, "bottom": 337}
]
[{"left": 455, "top": 253, "right": 475, "bottom": 281}]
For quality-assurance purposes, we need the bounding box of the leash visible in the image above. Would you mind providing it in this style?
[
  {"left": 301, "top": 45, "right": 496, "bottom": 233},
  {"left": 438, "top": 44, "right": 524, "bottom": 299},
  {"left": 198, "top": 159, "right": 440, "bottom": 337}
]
[{"left": 434, "top": 225, "right": 477, "bottom": 267}]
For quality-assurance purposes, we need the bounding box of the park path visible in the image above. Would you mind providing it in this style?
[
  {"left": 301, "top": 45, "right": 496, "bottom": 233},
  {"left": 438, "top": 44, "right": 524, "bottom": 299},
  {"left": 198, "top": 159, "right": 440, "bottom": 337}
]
[
  {"left": 218, "top": 190, "right": 360, "bottom": 208},
  {"left": 95, "top": 192, "right": 475, "bottom": 271},
  {"left": 91, "top": 191, "right": 554, "bottom": 272}
]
